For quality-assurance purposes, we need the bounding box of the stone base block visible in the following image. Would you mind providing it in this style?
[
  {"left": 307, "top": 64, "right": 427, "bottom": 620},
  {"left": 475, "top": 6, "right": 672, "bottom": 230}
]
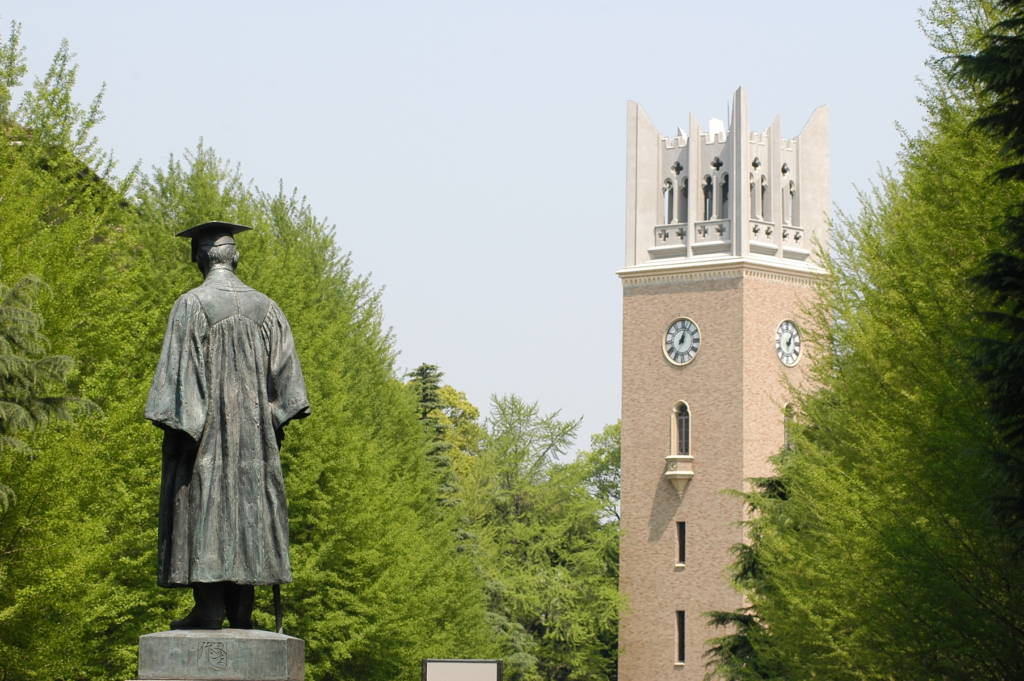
[{"left": 137, "top": 629, "right": 304, "bottom": 680}]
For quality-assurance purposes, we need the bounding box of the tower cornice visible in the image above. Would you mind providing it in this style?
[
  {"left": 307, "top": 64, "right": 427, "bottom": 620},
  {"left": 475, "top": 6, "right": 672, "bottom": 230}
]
[{"left": 616, "top": 255, "right": 826, "bottom": 288}]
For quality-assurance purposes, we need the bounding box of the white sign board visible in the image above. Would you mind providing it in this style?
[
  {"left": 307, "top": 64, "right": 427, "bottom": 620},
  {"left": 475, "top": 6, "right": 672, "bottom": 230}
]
[{"left": 422, "top": 659, "right": 502, "bottom": 681}]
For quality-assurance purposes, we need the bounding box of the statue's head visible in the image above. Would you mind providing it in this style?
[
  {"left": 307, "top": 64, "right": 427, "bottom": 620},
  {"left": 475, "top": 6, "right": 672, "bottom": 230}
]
[
  {"left": 175, "top": 222, "right": 251, "bottom": 276},
  {"left": 195, "top": 236, "right": 240, "bottom": 275}
]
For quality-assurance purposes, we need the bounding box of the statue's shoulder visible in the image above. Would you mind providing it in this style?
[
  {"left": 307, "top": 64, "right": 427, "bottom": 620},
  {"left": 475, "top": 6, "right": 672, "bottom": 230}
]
[
  {"left": 173, "top": 289, "right": 202, "bottom": 309},
  {"left": 263, "top": 297, "right": 294, "bottom": 324},
  {"left": 162, "top": 291, "right": 206, "bottom": 332}
]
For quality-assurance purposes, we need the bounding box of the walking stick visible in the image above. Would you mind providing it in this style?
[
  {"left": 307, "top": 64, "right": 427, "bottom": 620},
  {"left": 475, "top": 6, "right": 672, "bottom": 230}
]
[{"left": 273, "top": 584, "right": 283, "bottom": 634}]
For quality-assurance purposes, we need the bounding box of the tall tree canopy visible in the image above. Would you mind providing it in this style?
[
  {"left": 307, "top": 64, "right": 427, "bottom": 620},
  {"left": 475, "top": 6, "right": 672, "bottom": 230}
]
[
  {"left": 406, "top": 363, "right": 459, "bottom": 502},
  {"left": 0, "top": 17, "right": 626, "bottom": 681},
  {"left": 407, "top": 372, "right": 624, "bottom": 681},
  {"left": 455, "top": 396, "right": 622, "bottom": 681},
  {"left": 956, "top": 0, "right": 1024, "bottom": 549},
  {"left": 0, "top": 26, "right": 497, "bottom": 680},
  {"left": 704, "top": 2, "right": 1024, "bottom": 679},
  {"left": 0, "top": 268, "right": 93, "bottom": 511}
]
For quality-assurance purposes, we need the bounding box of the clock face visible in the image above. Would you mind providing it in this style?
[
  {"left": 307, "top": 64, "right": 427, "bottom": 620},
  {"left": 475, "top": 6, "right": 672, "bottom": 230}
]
[
  {"left": 776, "top": 320, "right": 802, "bottom": 367},
  {"left": 664, "top": 318, "right": 700, "bottom": 365}
]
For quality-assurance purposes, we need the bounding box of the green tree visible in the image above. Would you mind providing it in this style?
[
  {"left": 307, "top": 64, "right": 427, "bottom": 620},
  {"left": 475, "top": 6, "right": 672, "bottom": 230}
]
[
  {"left": 0, "top": 23, "right": 158, "bottom": 677},
  {"left": 705, "top": 2, "right": 1024, "bottom": 679},
  {"left": 436, "top": 384, "right": 486, "bottom": 461},
  {"left": 406, "top": 363, "right": 458, "bottom": 501},
  {"left": 457, "top": 396, "right": 623, "bottom": 681},
  {"left": 576, "top": 421, "right": 621, "bottom": 523},
  {"left": 0, "top": 269, "right": 94, "bottom": 510},
  {"left": 956, "top": 0, "right": 1024, "bottom": 549},
  {"left": 702, "top": 477, "right": 789, "bottom": 681},
  {"left": 0, "top": 25, "right": 498, "bottom": 679}
]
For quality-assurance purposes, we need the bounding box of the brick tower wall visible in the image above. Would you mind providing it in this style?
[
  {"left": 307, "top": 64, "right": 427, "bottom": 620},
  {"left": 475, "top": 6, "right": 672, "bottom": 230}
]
[{"left": 618, "top": 271, "right": 811, "bottom": 681}]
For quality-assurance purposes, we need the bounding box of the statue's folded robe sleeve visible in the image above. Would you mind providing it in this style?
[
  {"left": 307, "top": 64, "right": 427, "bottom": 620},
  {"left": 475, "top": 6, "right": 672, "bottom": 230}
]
[
  {"left": 144, "top": 293, "right": 209, "bottom": 441},
  {"left": 262, "top": 301, "right": 311, "bottom": 429}
]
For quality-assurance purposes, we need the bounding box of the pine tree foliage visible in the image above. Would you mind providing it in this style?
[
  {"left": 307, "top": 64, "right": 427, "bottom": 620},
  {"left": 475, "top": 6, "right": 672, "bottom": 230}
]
[
  {"left": 0, "top": 20, "right": 26, "bottom": 119},
  {"left": 956, "top": 0, "right": 1024, "bottom": 548},
  {"left": 957, "top": 0, "right": 1024, "bottom": 182},
  {"left": 406, "top": 363, "right": 458, "bottom": 501},
  {"left": 456, "top": 396, "right": 623, "bottom": 681},
  {"left": 576, "top": 421, "right": 620, "bottom": 523},
  {"left": 403, "top": 376, "right": 624, "bottom": 681},
  {"left": 0, "top": 28, "right": 497, "bottom": 679},
  {"left": 18, "top": 38, "right": 109, "bottom": 173},
  {"left": 0, "top": 22, "right": 154, "bottom": 677},
  {"left": 0, "top": 269, "right": 93, "bottom": 511},
  {"left": 703, "top": 479, "right": 788, "bottom": 681},
  {"left": 0, "top": 20, "right": 623, "bottom": 681},
  {"left": 704, "top": 2, "right": 1024, "bottom": 679}
]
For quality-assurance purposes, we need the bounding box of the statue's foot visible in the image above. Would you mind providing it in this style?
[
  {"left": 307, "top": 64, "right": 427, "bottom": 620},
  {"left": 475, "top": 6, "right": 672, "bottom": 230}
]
[
  {"left": 170, "top": 611, "right": 222, "bottom": 630},
  {"left": 227, "top": 618, "right": 253, "bottom": 630}
]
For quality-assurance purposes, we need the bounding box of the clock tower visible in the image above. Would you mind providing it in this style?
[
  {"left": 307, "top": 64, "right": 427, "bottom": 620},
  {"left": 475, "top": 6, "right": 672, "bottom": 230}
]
[{"left": 617, "top": 87, "right": 828, "bottom": 680}]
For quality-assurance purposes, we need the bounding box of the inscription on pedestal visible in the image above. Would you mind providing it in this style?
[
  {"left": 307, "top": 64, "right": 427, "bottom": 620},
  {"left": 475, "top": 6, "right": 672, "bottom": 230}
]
[{"left": 198, "top": 641, "right": 229, "bottom": 671}]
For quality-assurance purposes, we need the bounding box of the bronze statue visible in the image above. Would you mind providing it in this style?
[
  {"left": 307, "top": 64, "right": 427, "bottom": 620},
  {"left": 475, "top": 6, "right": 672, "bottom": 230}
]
[{"left": 145, "top": 222, "right": 310, "bottom": 630}]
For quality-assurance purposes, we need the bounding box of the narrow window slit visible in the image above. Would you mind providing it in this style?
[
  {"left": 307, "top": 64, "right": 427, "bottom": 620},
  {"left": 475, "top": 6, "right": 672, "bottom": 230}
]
[
  {"left": 702, "top": 176, "right": 714, "bottom": 221},
  {"left": 663, "top": 180, "right": 674, "bottom": 224},
  {"left": 680, "top": 178, "right": 689, "bottom": 223},
  {"left": 676, "top": 611, "right": 686, "bottom": 663},
  {"left": 761, "top": 175, "right": 770, "bottom": 220},
  {"left": 720, "top": 174, "right": 729, "bottom": 219}
]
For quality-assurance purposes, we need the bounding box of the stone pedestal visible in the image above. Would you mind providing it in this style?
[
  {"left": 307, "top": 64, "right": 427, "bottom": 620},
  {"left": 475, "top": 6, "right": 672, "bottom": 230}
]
[{"left": 135, "top": 629, "right": 304, "bottom": 681}]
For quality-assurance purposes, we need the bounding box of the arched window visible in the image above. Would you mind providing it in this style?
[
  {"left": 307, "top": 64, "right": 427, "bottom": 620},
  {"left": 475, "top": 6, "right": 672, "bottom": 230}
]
[
  {"left": 663, "top": 179, "right": 674, "bottom": 224},
  {"left": 760, "top": 175, "right": 770, "bottom": 220},
  {"left": 680, "top": 178, "right": 689, "bottom": 223},
  {"left": 720, "top": 174, "right": 729, "bottom": 219},
  {"left": 702, "top": 176, "right": 714, "bottom": 221},
  {"left": 674, "top": 402, "right": 691, "bottom": 456}
]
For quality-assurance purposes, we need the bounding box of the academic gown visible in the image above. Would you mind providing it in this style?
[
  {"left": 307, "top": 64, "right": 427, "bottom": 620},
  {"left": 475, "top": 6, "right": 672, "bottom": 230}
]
[{"left": 145, "top": 268, "right": 310, "bottom": 587}]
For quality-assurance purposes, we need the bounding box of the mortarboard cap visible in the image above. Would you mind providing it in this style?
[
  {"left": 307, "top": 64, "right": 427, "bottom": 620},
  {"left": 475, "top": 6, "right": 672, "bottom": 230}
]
[{"left": 176, "top": 221, "right": 252, "bottom": 262}]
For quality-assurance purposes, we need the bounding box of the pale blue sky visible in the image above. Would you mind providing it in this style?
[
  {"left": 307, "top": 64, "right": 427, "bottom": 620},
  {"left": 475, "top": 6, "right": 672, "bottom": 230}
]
[{"left": 4, "top": 1, "right": 932, "bottom": 446}]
